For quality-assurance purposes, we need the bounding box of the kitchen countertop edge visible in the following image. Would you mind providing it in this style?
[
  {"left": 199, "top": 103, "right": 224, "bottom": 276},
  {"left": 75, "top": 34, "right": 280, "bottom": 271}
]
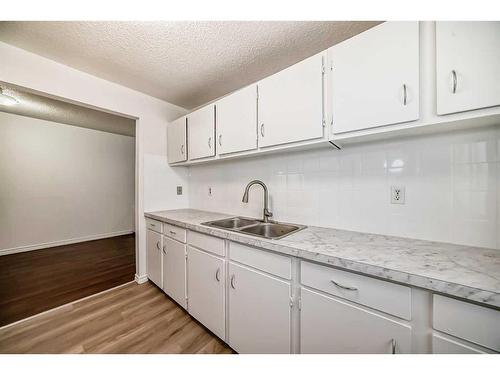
[{"left": 145, "top": 210, "right": 500, "bottom": 309}]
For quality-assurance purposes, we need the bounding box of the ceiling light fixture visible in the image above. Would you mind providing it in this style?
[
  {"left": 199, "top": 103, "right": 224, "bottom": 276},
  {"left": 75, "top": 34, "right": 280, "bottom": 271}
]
[{"left": 0, "top": 88, "right": 19, "bottom": 106}]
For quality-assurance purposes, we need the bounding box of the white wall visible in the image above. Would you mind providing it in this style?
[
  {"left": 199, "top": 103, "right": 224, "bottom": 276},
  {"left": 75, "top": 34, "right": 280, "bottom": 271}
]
[
  {"left": 189, "top": 125, "right": 500, "bottom": 250},
  {"left": 0, "top": 41, "right": 188, "bottom": 279},
  {"left": 0, "top": 112, "right": 135, "bottom": 254}
]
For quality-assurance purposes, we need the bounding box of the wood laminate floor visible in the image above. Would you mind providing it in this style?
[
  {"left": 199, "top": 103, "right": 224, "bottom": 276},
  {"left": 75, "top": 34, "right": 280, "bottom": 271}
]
[
  {"left": 0, "top": 234, "right": 136, "bottom": 327},
  {"left": 0, "top": 281, "right": 234, "bottom": 354}
]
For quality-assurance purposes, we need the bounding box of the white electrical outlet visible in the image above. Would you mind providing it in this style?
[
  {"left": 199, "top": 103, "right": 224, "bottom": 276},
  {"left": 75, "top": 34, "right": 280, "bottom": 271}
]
[{"left": 391, "top": 186, "right": 405, "bottom": 204}]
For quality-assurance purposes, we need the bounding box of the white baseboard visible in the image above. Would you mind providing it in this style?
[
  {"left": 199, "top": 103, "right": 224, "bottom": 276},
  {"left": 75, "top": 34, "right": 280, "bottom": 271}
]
[
  {"left": 135, "top": 274, "right": 148, "bottom": 284},
  {"left": 0, "top": 230, "right": 135, "bottom": 256}
]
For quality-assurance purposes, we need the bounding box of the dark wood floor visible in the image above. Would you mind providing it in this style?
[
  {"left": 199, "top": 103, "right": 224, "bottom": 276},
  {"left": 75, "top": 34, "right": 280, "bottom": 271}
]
[
  {"left": 0, "top": 234, "right": 136, "bottom": 327},
  {"left": 0, "top": 282, "right": 233, "bottom": 354}
]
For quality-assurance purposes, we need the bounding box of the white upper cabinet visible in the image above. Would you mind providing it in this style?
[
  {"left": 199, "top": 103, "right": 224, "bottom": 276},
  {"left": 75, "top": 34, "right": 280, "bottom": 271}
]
[
  {"left": 216, "top": 85, "right": 257, "bottom": 155},
  {"left": 330, "top": 22, "right": 420, "bottom": 134},
  {"left": 257, "top": 53, "right": 325, "bottom": 148},
  {"left": 187, "top": 105, "right": 215, "bottom": 160},
  {"left": 436, "top": 21, "right": 500, "bottom": 115},
  {"left": 167, "top": 116, "right": 187, "bottom": 163}
]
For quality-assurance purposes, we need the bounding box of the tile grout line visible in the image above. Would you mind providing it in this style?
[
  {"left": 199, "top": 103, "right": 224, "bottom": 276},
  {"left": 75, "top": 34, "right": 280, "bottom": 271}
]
[{"left": 0, "top": 280, "right": 136, "bottom": 331}]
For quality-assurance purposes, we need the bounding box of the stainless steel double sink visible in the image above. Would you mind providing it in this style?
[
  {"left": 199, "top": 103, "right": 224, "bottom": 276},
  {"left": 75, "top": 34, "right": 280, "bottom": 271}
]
[{"left": 201, "top": 217, "right": 306, "bottom": 240}]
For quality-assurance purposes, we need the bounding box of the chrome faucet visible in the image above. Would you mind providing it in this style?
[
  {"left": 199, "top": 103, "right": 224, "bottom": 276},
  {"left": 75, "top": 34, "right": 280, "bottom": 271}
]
[{"left": 242, "top": 180, "right": 273, "bottom": 223}]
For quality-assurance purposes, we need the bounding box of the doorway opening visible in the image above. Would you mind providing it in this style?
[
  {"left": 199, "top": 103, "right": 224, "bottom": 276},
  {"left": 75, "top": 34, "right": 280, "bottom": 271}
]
[{"left": 0, "top": 82, "right": 137, "bottom": 327}]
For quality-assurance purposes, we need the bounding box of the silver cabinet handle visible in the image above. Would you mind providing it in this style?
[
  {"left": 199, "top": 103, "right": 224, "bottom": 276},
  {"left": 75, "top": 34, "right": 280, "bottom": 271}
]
[
  {"left": 169, "top": 230, "right": 176, "bottom": 235},
  {"left": 330, "top": 280, "right": 358, "bottom": 291},
  {"left": 402, "top": 84, "right": 407, "bottom": 106},
  {"left": 162, "top": 245, "right": 166, "bottom": 255},
  {"left": 260, "top": 123, "right": 265, "bottom": 137},
  {"left": 451, "top": 70, "right": 457, "bottom": 94},
  {"left": 218, "top": 134, "right": 222, "bottom": 146},
  {"left": 208, "top": 137, "right": 212, "bottom": 149},
  {"left": 391, "top": 339, "right": 396, "bottom": 354},
  {"left": 181, "top": 144, "right": 184, "bottom": 155},
  {"left": 215, "top": 268, "right": 221, "bottom": 282},
  {"left": 156, "top": 241, "right": 161, "bottom": 250},
  {"left": 230, "top": 275, "right": 236, "bottom": 289}
]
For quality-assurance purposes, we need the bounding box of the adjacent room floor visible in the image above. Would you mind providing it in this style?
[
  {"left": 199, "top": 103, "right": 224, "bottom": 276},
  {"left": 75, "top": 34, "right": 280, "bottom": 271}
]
[
  {"left": 0, "top": 234, "right": 136, "bottom": 327},
  {"left": 0, "top": 281, "right": 233, "bottom": 354}
]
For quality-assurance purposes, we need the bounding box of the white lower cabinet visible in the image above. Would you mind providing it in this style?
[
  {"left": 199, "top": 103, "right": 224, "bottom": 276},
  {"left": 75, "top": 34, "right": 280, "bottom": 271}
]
[
  {"left": 300, "top": 288, "right": 412, "bottom": 354},
  {"left": 432, "top": 294, "right": 500, "bottom": 351},
  {"left": 146, "top": 229, "right": 162, "bottom": 289},
  {"left": 162, "top": 236, "right": 187, "bottom": 308},
  {"left": 432, "top": 333, "right": 488, "bottom": 354},
  {"left": 146, "top": 217, "right": 499, "bottom": 354},
  {"left": 186, "top": 246, "right": 225, "bottom": 340},
  {"left": 228, "top": 262, "right": 291, "bottom": 353}
]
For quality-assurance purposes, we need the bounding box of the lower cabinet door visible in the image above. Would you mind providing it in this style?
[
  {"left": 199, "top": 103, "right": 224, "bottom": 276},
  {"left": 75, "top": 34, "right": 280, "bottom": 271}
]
[
  {"left": 187, "top": 246, "right": 225, "bottom": 340},
  {"left": 300, "top": 288, "right": 411, "bottom": 354},
  {"left": 162, "top": 237, "right": 186, "bottom": 308},
  {"left": 432, "top": 333, "right": 489, "bottom": 354},
  {"left": 228, "top": 262, "right": 291, "bottom": 353},
  {"left": 146, "top": 229, "right": 162, "bottom": 288}
]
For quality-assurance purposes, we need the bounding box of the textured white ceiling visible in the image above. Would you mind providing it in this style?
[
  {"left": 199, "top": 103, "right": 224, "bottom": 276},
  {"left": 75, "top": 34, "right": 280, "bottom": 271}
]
[
  {"left": 0, "top": 83, "right": 136, "bottom": 136},
  {"left": 0, "top": 21, "right": 381, "bottom": 109}
]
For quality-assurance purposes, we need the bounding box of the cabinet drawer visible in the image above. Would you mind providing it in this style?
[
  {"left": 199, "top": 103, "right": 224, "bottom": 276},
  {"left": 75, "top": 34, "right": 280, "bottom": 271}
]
[
  {"left": 163, "top": 223, "right": 186, "bottom": 243},
  {"left": 146, "top": 218, "right": 163, "bottom": 234},
  {"left": 188, "top": 230, "right": 225, "bottom": 256},
  {"left": 301, "top": 261, "right": 411, "bottom": 320},
  {"left": 229, "top": 242, "right": 291, "bottom": 279},
  {"left": 433, "top": 294, "right": 500, "bottom": 351}
]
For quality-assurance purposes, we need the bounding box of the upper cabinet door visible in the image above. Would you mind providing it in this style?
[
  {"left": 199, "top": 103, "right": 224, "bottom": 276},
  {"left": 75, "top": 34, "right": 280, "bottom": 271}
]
[
  {"left": 330, "top": 22, "right": 420, "bottom": 134},
  {"left": 167, "top": 116, "right": 187, "bottom": 164},
  {"left": 436, "top": 21, "right": 500, "bottom": 115},
  {"left": 216, "top": 85, "right": 257, "bottom": 155},
  {"left": 188, "top": 105, "right": 215, "bottom": 160},
  {"left": 257, "top": 53, "right": 325, "bottom": 148}
]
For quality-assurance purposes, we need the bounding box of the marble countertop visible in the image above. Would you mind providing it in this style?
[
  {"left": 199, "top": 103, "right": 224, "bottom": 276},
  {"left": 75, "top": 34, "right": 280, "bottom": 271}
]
[{"left": 145, "top": 209, "right": 500, "bottom": 309}]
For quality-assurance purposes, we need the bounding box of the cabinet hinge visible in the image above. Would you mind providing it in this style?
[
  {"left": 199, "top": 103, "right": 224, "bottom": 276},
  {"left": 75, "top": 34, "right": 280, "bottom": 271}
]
[
  {"left": 298, "top": 296, "right": 302, "bottom": 311},
  {"left": 185, "top": 253, "right": 188, "bottom": 259},
  {"left": 322, "top": 119, "right": 326, "bottom": 128},
  {"left": 289, "top": 296, "right": 294, "bottom": 308}
]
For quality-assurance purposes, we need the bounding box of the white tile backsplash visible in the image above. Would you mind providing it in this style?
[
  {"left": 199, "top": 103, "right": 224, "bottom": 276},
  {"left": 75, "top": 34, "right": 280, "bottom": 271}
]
[{"left": 188, "top": 125, "right": 500, "bottom": 249}]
